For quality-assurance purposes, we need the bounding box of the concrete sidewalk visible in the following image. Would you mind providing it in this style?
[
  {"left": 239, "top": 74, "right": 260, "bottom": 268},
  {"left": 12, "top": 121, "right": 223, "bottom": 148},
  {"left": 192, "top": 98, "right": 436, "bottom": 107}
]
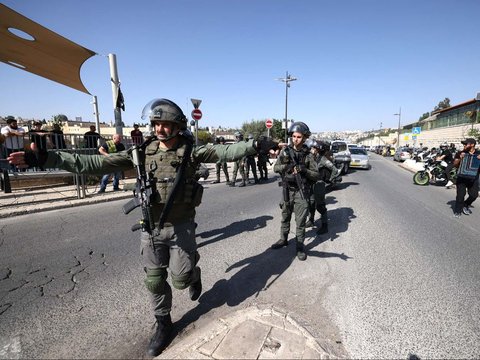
[{"left": 158, "top": 305, "right": 336, "bottom": 359}]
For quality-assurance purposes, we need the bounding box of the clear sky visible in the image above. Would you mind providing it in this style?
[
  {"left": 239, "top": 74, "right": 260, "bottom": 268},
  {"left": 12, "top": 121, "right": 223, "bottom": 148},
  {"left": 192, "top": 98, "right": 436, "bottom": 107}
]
[{"left": 1, "top": 0, "right": 479, "bottom": 132}]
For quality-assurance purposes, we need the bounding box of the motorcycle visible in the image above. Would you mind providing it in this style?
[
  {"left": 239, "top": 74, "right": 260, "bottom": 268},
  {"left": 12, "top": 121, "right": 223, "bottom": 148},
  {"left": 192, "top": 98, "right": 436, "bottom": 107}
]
[{"left": 413, "top": 157, "right": 457, "bottom": 186}]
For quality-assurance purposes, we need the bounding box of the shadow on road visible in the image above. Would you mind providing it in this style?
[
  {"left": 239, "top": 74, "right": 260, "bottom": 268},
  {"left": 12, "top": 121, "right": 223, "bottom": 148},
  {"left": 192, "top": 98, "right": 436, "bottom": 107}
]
[
  {"left": 328, "top": 181, "right": 359, "bottom": 192},
  {"left": 196, "top": 215, "right": 274, "bottom": 248},
  {"left": 176, "top": 210, "right": 354, "bottom": 335}
]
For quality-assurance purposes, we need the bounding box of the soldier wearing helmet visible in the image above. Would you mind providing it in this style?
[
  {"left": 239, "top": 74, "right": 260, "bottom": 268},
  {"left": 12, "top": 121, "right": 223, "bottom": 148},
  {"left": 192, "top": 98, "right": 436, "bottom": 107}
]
[
  {"left": 229, "top": 131, "right": 248, "bottom": 187},
  {"left": 212, "top": 136, "right": 230, "bottom": 184},
  {"left": 306, "top": 139, "right": 341, "bottom": 234},
  {"left": 271, "top": 121, "right": 320, "bottom": 261},
  {"left": 7, "top": 98, "right": 279, "bottom": 357},
  {"left": 245, "top": 134, "right": 259, "bottom": 184},
  {"left": 257, "top": 135, "right": 270, "bottom": 181}
]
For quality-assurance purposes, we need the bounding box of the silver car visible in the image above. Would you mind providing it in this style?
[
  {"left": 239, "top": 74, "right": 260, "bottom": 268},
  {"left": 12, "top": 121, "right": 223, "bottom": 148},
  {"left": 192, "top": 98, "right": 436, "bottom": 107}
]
[
  {"left": 349, "top": 147, "right": 370, "bottom": 169},
  {"left": 393, "top": 147, "right": 412, "bottom": 162}
]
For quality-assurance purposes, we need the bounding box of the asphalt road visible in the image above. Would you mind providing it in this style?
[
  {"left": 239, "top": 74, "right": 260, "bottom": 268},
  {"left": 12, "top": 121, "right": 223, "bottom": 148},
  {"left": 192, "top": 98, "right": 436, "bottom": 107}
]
[
  {"left": 0, "top": 155, "right": 479, "bottom": 359},
  {"left": 323, "top": 154, "right": 480, "bottom": 359}
]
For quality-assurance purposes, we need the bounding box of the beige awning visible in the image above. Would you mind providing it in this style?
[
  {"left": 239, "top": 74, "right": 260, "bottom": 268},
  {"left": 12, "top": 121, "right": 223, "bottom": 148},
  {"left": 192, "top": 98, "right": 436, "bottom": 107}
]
[{"left": 0, "top": 3, "right": 96, "bottom": 94}]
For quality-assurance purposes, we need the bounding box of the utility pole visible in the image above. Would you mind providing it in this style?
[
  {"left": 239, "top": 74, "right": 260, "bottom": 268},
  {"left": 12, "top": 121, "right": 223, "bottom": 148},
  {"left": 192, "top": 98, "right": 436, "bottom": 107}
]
[
  {"left": 394, "top": 107, "right": 401, "bottom": 148},
  {"left": 108, "top": 54, "right": 123, "bottom": 135},
  {"left": 277, "top": 71, "right": 297, "bottom": 143}
]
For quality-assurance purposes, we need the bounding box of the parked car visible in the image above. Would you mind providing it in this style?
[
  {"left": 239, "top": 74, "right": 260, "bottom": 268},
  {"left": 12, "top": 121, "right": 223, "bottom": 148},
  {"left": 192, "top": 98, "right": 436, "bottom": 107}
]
[
  {"left": 350, "top": 147, "right": 370, "bottom": 169},
  {"left": 331, "top": 140, "right": 351, "bottom": 174},
  {"left": 393, "top": 147, "right": 412, "bottom": 162}
]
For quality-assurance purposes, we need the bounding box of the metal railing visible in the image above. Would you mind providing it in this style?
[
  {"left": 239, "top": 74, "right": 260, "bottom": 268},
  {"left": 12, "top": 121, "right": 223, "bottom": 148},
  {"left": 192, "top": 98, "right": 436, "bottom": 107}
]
[{"left": 1, "top": 133, "right": 142, "bottom": 196}]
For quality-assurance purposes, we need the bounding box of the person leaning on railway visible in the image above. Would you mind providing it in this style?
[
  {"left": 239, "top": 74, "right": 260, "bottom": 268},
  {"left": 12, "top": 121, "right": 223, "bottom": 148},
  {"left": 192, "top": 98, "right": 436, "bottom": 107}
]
[
  {"left": 229, "top": 131, "right": 248, "bottom": 187},
  {"left": 270, "top": 122, "right": 320, "bottom": 261},
  {"left": 211, "top": 136, "right": 230, "bottom": 185},
  {"left": 7, "top": 98, "right": 278, "bottom": 357}
]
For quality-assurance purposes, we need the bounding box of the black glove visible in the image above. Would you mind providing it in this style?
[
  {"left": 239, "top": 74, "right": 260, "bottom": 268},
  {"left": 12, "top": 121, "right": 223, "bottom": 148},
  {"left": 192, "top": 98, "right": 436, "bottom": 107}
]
[
  {"left": 24, "top": 149, "right": 48, "bottom": 168},
  {"left": 255, "top": 138, "right": 279, "bottom": 155}
]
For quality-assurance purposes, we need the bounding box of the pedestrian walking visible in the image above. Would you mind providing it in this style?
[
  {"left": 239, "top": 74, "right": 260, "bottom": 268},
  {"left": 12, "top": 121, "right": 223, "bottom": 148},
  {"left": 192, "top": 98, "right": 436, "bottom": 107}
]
[{"left": 453, "top": 138, "right": 480, "bottom": 218}]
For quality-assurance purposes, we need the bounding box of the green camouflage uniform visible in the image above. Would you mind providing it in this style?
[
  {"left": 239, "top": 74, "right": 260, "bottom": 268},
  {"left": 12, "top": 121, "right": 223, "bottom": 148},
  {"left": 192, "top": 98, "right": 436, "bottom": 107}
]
[
  {"left": 43, "top": 138, "right": 257, "bottom": 316},
  {"left": 274, "top": 145, "right": 320, "bottom": 245}
]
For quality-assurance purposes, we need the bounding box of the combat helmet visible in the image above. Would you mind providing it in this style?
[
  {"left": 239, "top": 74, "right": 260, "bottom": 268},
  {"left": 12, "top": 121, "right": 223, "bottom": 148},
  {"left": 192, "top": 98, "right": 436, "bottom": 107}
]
[
  {"left": 234, "top": 131, "right": 244, "bottom": 141},
  {"left": 141, "top": 98, "right": 187, "bottom": 130},
  {"left": 288, "top": 121, "right": 311, "bottom": 138}
]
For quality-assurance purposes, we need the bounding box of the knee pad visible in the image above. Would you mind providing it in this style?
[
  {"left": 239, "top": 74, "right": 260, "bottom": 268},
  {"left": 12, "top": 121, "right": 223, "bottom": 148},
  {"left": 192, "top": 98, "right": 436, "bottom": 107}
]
[
  {"left": 171, "top": 267, "right": 200, "bottom": 290},
  {"left": 144, "top": 268, "right": 167, "bottom": 294},
  {"left": 171, "top": 272, "right": 191, "bottom": 290}
]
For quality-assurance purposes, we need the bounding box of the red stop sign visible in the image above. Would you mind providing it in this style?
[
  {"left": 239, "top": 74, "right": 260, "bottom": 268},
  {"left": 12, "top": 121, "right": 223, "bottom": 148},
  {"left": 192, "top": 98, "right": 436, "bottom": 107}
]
[
  {"left": 191, "top": 109, "right": 202, "bottom": 121},
  {"left": 265, "top": 119, "right": 273, "bottom": 129}
]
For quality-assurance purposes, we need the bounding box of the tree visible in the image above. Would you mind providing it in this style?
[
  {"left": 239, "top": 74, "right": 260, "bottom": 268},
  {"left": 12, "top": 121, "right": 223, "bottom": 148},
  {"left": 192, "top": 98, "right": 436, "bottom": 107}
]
[
  {"left": 52, "top": 114, "right": 68, "bottom": 130},
  {"left": 433, "top": 98, "right": 451, "bottom": 111},
  {"left": 418, "top": 112, "right": 430, "bottom": 121},
  {"left": 466, "top": 128, "right": 480, "bottom": 142},
  {"left": 197, "top": 130, "right": 213, "bottom": 145}
]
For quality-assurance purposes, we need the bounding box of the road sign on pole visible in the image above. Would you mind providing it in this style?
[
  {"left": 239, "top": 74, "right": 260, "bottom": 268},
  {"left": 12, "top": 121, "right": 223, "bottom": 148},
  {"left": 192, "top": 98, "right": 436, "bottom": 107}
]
[
  {"left": 191, "top": 109, "right": 202, "bottom": 121},
  {"left": 190, "top": 98, "right": 202, "bottom": 109},
  {"left": 265, "top": 119, "right": 273, "bottom": 129}
]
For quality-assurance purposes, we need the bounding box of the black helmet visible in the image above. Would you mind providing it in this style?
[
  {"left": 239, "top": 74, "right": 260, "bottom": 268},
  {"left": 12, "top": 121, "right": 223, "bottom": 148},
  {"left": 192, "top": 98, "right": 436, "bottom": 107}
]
[
  {"left": 288, "top": 121, "right": 311, "bottom": 137},
  {"left": 215, "top": 137, "right": 221, "bottom": 144},
  {"left": 440, "top": 142, "right": 448, "bottom": 149},
  {"left": 234, "top": 131, "right": 243, "bottom": 141},
  {"left": 305, "top": 139, "right": 317, "bottom": 149},
  {"left": 318, "top": 141, "right": 330, "bottom": 153},
  {"left": 141, "top": 98, "right": 187, "bottom": 130},
  {"left": 218, "top": 136, "right": 225, "bottom": 143}
]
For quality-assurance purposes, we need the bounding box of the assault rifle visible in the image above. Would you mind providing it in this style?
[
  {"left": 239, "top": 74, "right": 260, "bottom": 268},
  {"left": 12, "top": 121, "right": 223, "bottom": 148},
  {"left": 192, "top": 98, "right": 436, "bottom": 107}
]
[
  {"left": 284, "top": 146, "right": 306, "bottom": 200},
  {"left": 123, "top": 137, "right": 157, "bottom": 237}
]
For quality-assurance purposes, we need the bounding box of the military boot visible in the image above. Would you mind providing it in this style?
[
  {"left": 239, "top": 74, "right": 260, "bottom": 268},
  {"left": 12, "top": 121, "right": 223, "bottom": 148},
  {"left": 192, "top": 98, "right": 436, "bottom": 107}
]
[
  {"left": 296, "top": 242, "right": 307, "bottom": 261},
  {"left": 229, "top": 178, "right": 236, "bottom": 187},
  {"left": 271, "top": 238, "right": 288, "bottom": 249},
  {"left": 147, "top": 314, "right": 173, "bottom": 357},
  {"left": 211, "top": 179, "right": 220, "bottom": 184},
  {"left": 189, "top": 267, "right": 202, "bottom": 301},
  {"left": 238, "top": 181, "right": 246, "bottom": 187}
]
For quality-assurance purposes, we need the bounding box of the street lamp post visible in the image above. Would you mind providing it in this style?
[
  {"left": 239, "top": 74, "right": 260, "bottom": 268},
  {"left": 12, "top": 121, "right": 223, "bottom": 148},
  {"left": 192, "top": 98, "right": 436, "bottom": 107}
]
[
  {"left": 277, "top": 71, "right": 297, "bottom": 143},
  {"left": 394, "top": 107, "right": 401, "bottom": 148}
]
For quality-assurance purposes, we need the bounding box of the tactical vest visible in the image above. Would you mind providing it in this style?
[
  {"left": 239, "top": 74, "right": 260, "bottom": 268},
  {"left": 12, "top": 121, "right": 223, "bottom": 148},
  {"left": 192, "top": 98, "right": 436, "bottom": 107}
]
[{"left": 144, "top": 140, "right": 203, "bottom": 224}]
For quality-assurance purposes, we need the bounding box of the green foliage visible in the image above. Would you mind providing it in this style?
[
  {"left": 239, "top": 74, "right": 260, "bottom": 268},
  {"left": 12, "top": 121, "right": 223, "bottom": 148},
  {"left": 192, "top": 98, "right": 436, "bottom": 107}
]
[
  {"left": 418, "top": 112, "right": 430, "bottom": 121},
  {"left": 239, "top": 118, "right": 287, "bottom": 141},
  {"left": 467, "top": 128, "right": 480, "bottom": 142},
  {"left": 433, "top": 97, "right": 451, "bottom": 111},
  {"left": 197, "top": 130, "right": 213, "bottom": 145},
  {"left": 52, "top": 114, "right": 68, "bottom": 130}
]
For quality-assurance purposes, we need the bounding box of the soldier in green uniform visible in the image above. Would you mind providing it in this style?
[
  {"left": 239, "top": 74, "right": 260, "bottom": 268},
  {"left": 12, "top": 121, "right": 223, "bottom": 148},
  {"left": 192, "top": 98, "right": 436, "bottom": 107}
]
[
  {"left": 211, "top": 136, "right": 230, "bottom": 185},
  {"left": 270, "top": 122, "right": 320, "bottom": 261},
  {"left": 305, "top": 139, "right": 341, "bottom": 234},
  {"left": 257, "top": 135, "right": 270, "bottom": 181},
  {"left": 229, "top": 131, "right": 247, "bottom": 187},
  {"left": 7, "top": 98, "right": 278, "bottom": 357}
]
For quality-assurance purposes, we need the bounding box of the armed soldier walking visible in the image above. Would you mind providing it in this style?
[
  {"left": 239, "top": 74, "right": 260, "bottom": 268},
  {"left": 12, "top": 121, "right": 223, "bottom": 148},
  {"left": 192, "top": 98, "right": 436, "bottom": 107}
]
[
  {"left": 211, "top": 136, "right": 230, "bottom": 185},
  {"left": 257, "top": 135, "right": 270, "bottom": 181},
  {"left": 270, "top": 122, "right": 320, "bottom": 260},
  {"left": 245, "top": 134, "right": 259, "bottom": 184},
  {"left": 306, "top": 139, "right": 341, "bottom": 234},
  {"left": 229, "top": 131, "right": 248, "bottom": 187},
  {"left": 7, "top": 98, "right": 278, "bottom": 357}
]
